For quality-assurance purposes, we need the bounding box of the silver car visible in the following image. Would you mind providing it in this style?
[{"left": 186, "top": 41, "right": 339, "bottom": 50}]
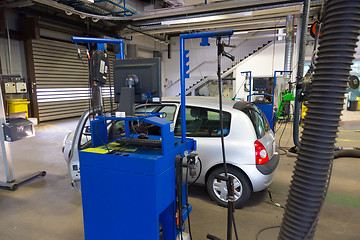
[{"left": 63, "top": 97, "right": 279, "bottom": 208}]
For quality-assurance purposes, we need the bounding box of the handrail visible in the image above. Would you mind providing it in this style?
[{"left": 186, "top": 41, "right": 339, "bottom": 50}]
[{"left": 167, "top": 33, "right": 259, "bottom": 88}]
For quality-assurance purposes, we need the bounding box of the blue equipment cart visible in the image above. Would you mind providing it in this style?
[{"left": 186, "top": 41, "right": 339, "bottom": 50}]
[
  {"left": 247, "top": 71, "right": 291, "bottom": 130},
  {"left": 79, "top": 114, "right": 195, "bottom": 240}
]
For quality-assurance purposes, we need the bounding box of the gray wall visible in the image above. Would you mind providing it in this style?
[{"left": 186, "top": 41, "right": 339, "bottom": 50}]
[{"left": 0, "top": 38, "right": 27, "bottom": 78}]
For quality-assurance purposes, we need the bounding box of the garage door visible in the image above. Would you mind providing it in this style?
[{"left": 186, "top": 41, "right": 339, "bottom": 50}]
[{"left": 32, "top": 38, "right": 115, "bottom": 122}]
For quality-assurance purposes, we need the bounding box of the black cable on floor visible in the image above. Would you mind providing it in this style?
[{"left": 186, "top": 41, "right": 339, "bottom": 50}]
[
  {"left": 266, "top": 188, "right": 285, "bottom": 209},
  {"left": 256, "top": 226, "right": 280, "bottom": 240},
  {"left": 277, "top": 120, "right": 289, "bottom": 155}
]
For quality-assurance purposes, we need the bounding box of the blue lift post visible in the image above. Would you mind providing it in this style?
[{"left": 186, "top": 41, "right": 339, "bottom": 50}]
[{"left": 179, "top": 30, "right": 234, "bottom": 143}]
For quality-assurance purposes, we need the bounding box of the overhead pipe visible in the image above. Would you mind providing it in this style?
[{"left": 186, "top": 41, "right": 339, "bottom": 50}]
[
  {"left": 5, "top": 11, "right": 12, "bottom": 74},
  {"left": 282, "top": 14, "right": 295, "bottom": 120},
  {"left": 279, "top": 0, "right": 360, "bottom": 239},
  {"left": 284, "top": 15, "right": 294, "bottom": 84},
  {"left": 292, "top": 0, "right": 311, "bottom": 150}
]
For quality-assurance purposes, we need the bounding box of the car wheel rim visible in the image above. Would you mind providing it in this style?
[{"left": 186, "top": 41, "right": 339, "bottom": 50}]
[{"left": 212, "top": 173, "right": 243, "bottom": 202}]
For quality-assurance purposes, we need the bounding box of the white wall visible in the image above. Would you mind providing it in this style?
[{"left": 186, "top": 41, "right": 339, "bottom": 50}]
[
  {"left": 162, "top": 37, "right": 219, "bottom": 96},
  {"left": 354, "top": 36, "right": 360, "bottom": 59},
  {"left": 162, "top": 34, "right": 274, "bottom": 97},
  {"left": 233, "top": 41, "right": 290, "bottom": 101}
]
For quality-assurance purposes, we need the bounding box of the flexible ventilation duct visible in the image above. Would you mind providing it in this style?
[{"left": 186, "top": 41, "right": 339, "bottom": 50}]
[
  {"left": 292, "top": 0, "right": 311, "bottom": 148},
  {"left": 279, "top": 0, "right": 360, "bottom": 239}
]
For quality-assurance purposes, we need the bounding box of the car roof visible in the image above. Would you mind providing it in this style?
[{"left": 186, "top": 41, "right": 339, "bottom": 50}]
[{"left": 162, "top": 96, "right": 249, "bottom": 112}]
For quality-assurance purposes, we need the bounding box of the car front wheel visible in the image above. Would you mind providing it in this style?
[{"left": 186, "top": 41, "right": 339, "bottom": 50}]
[{"left": 206, "top": 166, "right": 251, "bottom": 208}]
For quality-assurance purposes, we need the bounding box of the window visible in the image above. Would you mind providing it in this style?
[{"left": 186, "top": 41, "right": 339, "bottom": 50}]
[
  {"left": 134, "top": 105, "right": 158, "bottom": 115},
  {"left": 241, "top": 106, "right": 269, "bottom": 139},
  {"left": 115, "top": 104, "right": 178, "bottom": 136},
  {"left": 157, "top": 105, "right": 177, "bottom": 121},
  {"left": 79, "top": 117, "right": 92, "bottom": 149},
  {"left": 175, "top": 106, "right": 231, "bottom": 137},
  {"left": 136, "top": 104, "right": 177, "bottom": 122}
]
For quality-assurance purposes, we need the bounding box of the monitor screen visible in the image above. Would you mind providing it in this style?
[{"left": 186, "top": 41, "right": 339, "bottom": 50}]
[
  {"left": 113, "top": 58, "right": 161, "bottom": 104},
  {"left": 253, "top": 77, "right": 270, "bottom": 92}
]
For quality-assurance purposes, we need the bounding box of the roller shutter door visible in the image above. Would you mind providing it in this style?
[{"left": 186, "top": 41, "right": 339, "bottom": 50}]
[{"left": 32, "top": 38, "right": 115, "bottom": 122}]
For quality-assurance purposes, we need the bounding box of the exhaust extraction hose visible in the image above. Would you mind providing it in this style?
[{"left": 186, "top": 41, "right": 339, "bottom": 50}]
[
  {"left": 279, "top": 0, "right": 360, "bottom": 239},
  {"left": 292, "top": 0, "right": 311, "bottom": 148}
]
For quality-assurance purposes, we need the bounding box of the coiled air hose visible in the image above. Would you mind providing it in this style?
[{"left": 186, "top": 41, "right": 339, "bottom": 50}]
[{"left": 279, "top": 0, "right": 360, "bottom": 239}]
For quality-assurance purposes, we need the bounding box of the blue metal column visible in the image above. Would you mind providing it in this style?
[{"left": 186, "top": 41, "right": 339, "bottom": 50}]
[
  {"left": 179, "top": 30, "right": 233, "bottom": 143},
  {"left": 180, "top": 37, "right": 186, "bottom": 142}
]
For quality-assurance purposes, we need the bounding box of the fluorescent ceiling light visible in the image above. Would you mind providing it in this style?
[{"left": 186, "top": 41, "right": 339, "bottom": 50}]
[
  {"left": 161, "top": 11, "right": 252, "bottom": 25},
  {"left": 80, "top": 0, "right": 94, "bottom": 3},
  {"left": 233, "top": 31, "right": 249, "bottom": 35}
]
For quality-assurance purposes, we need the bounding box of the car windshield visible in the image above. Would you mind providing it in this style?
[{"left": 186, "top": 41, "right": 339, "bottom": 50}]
[
  {"left": 136, "top": 104, "right": 177, "bottom": 122},
  {"left": 108, "top": 104, "right": 177, "bottom": 140}
]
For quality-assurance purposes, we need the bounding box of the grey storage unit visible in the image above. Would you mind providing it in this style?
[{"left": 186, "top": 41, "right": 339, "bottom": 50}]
[{"left": 32, "top": 38, "right": 114, "bottom": 122}]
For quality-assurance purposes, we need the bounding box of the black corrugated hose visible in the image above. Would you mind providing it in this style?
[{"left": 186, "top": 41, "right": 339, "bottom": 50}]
[
  {"left": 334, "top": 148, "right": 360, "bottom": 159},
  {"left": 292, "top": 0, "right": 311, "bottom": 149},
  {"left": 279, "top": 0, "right": 360, "bottom": 239}
]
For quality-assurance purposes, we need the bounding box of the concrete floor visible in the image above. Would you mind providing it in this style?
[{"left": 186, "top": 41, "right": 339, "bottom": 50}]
[{"left": 0, "top": 110, "right": 359, "bottom": 240}]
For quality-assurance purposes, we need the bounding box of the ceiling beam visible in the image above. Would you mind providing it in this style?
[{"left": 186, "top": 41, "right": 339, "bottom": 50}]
[{"left": 128, "top": 0, "right": 306, "bottom": 21}]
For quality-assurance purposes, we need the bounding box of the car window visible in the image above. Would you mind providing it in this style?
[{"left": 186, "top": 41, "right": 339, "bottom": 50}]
[
  {"left": 157, "top": 105, "right": 177, "bottom": 121},
  {"left": 241, "top": 106, "right": 269, "bottom": 139},
  {"left": 79, "top": 117, "right": 92, "bottom": 149},
  {"left": 175, "top": 106, "right": 231, "bottom": 137},
  {"left": 135, "top": 105, "right": 158, "bottom": 114}
]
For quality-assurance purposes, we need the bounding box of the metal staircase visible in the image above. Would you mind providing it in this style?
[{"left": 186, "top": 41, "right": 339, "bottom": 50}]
[{"left": 166, "top": 34, "right": 273, "bottom": 96}]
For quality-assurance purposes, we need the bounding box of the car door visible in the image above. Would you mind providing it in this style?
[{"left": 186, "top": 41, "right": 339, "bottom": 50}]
[{"left": 174, "top": 106, "right": 232, "bottom": 184}]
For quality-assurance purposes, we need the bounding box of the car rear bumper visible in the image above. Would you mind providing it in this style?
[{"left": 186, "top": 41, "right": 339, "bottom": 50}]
[{"left": 256, "top": 152, "right": 280, "bottom": 175}]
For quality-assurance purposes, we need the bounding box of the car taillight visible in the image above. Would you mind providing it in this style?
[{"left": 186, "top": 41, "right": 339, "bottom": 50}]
[{"left": 255, "top": 140, "right": 269, "bottom": 165}]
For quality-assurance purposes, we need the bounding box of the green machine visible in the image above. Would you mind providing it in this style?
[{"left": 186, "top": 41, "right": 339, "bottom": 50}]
[{"left": 276, "top": 90, "right": 295, "bottom": 120}]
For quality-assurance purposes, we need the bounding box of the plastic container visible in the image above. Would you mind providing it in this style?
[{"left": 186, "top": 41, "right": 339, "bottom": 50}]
[{"left": 7, "top": 99, "right": 30, "bottom": 118}]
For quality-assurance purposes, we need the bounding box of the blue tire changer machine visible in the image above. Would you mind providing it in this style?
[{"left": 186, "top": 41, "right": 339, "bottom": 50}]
[{"left": 72, "top": 36, "right": 198, "bottom": 239}]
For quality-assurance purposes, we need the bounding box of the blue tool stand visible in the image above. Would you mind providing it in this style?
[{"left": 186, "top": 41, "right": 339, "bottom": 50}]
[
  {"left": 179, "top": 30, "right": 234, "bottom": 142},
  {"left": 71, "top": 36, "right": 125, "bottom": 59},
  {"left": 246, "top": 71, "right": 291, "bottom": 131},
  {"left": 79, "top": 113, "right": 196, "bottom": 240}
]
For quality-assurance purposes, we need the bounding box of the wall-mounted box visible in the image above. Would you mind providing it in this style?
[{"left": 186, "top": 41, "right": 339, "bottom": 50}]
[
  {"left": 16, "top": 82, "right": 27, "bottom": 93},
  {"left": 5, "top": 82, "right": 17, "bottom": 93}
]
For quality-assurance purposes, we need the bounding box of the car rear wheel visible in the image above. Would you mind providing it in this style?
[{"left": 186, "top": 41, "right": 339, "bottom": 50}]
[{"left": 206, "top": 166, "right": 251, "bottom": 208}]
